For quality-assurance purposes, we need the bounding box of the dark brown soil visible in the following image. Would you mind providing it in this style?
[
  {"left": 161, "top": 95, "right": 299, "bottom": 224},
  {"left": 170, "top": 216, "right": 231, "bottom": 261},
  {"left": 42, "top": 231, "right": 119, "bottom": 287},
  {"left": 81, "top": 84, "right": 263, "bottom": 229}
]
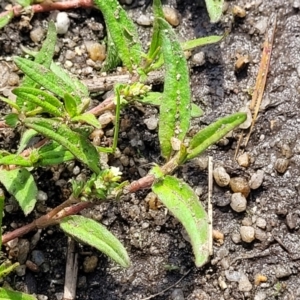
[{"left": 1, "top": 0, "right": 300, "bottom": 299}]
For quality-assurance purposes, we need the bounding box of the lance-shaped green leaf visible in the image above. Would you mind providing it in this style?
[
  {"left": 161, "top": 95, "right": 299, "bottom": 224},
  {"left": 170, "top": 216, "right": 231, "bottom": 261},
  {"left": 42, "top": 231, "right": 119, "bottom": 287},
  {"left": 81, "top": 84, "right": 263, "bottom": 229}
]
[
  {"left": 4, "top": 113, "right": 19, "bottom": 127},
  {"left": 0, "top": 260, "right": 19, "bottom": 279},
  {"left": 181, "top": 35, "right": 223, "bottom": 51},
  {"left": 0, "top": 11, "right": 13, "bottom": 30},
  {"left": 13, "top": 87, "right": 64, "bottom": 117},
  {"left": 60, "top": 215, "right": 130, "bottom": 268},
  {"left": 17, "top": 21, "right": 57, "bottom": 110},
  {"left": 93, "top": 0, "right": 142, "bottom": 71},
  {"left": 14, "top": 58, "right": 81, "bottom": 105},
  {"left": 0, "top": 96, "right": 21, "bottom": 112},
  {"left": 0, "top": 189, "right": 4, "bottom": 250},
  {"left": 63, "top": 93, "right": 78, "bottom": 117},
  {"left": 137, "top": 92, "right": 203, "bottom": 118},
  {"left": 72, "top": 113, "right": 101, "bottom": 128},
  {"left": 37, "top": 141, "right": 75, "bottom": 166},
  {"left": 205, "top": 0, "right": 224, "bottom": 23},
  {"left": 157, "top": 17, "right": 191, "bottom": 159},
  {"left": 51, "top": 62, "right": 89, "bottom": 100},
  {"left": 101, "top": 29, "right": 122, "bottom": 72},
  {"left": 23, "top": 117, "right": 100, "bottom": 174},
  {"left": 0, "top": 169, "right": 37, "bottom": 215},
  {"left": 0, "top": 287, "right": 37, "bottom": 300},
  {"left": 0, "top": 154, "right": 33, "bottom": 167},
  {"left": 152, "top": 175, "right": 209, "bottom": 267},
  {"left": 187, "top": 112, "right": 246, "bottom": 160},
  {"left": 17, "top": 129, "right": 38, "bottom": 154}
]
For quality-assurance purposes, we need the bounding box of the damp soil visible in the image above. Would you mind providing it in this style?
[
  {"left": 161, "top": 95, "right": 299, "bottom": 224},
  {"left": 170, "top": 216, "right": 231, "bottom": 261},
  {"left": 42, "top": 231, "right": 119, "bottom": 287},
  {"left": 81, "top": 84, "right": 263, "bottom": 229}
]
[{"left": 1, "top": 0, "right": 300, "bottom": 299}]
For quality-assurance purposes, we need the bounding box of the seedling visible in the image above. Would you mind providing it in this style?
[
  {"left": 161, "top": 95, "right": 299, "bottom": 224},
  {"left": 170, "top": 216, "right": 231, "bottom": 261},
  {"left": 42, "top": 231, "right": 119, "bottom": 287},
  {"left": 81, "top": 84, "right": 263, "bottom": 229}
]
[{"left": 0, "top": 0, "right": 243, "bottom": 298}]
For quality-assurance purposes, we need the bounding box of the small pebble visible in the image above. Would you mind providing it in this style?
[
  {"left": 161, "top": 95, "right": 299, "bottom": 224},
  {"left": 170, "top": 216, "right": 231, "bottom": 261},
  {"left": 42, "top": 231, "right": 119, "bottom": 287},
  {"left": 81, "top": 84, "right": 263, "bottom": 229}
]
[
  {"left": 239, "top": 106, "right": 252, "bottom": 129},
  {"left": 170, "top": 288, "right": 184, "bottom": 300},
  {"left": 213, "top": 166, "right": 230, "bottom": 187},
  {"left": 31, "top": 250, "right": 45, "bottom": 266},
  {"left": 56, "top": 12, "right": 70, "bottom": 35},
  {"left": 249, "top": 170, "right": 264, "bottom": 189},
  {"left": 254, "top": 17, "right": 268, "bottom": 34},
  {"left": 254, "top": 274, "right": 267, "bottom": 285},
  {"left": 237, "top": 152, "right": 250, "bottom": 167},
  {"left": 171, "top": 137, "right": 181, "bottom": 151},
  {"left": 225, "top": 270, "right": 241, "bottom": 282},
  {"left": 238, "top": 273, "right": 253, "bottom": 292},
  {"left": 17, "top": 239, "right": 30, "bottom": 264},
  {"left": 73, "top": 166, "right": 80, "bottom": 175},
  {"left": 85, "top": 41, "right": 106, "bottom": 62},
  {"left": 136, "top": 14, "right": 152, "bottom": 26},
  {"left": 242, "top": 217, "right": 252, "bottom": 226},
  {"left": 37, "top": 190, "right": 48, "bottom": 202},
  {"left": 274, "top": 158, "right": 289, "bottom": 173},
  {"left": 144, "top": 115, "right": 158, "bottom": 130},
  {"left": 218, "top": 277, "right": 227, "bottom": 290},
  {"left": 254, "top": 228, "right": 267, "bottom": 241},
  {"left": 281, "top": 144, "right": 293, "bottom": 158},
  {"left": 256, "top": 217, "right": 266, "bottom": 229},
  {"left": 230, "top": 192, "right": 247, "bottom": 212},
  {"left": 254, "top": 292, "right": 267, "bottom": 300},
  {"left": 7, "top": 238, "right": 18, "bottom": 249},
  {"left": 15, "top": 264, "right": 26, "bottom": 276},
  {"left": 235, "top": 55, "right": 250, "bottom": 72},
  {"left": 275, "top": 264, "right": 292, "bottom": 278},
  {"left": 286, "top": 212, "right": 297, "bottom": 230},
  {"left": 192, "top": 52, "right": 206, "bottom": 66},
  {"left": 83, "top": 255, "right": 98, "bottom": 273},
  {"left": 163, "top": 6, "right": 181, "bottom": 27},
  {"left": 98, "top": 111, "right": 114, "bottom": 127},
  {"left": 212, "top": 229, "right": 224, "bottom": 245},
  {"left": 37, "top": 295, "right": 48, "bottom": 300},
  {"left": 26, "top": 260, "right": 40, "bottom": 273},
  {"left": 230, "top": 177, "right": 250, "bottom": 197},
  {"left": 65, "top": 50, "right": 76, "bottom": 60},
  {"left": 30, "top": 26, "right": 44, "bottom": 43},
  {"left": 240, "top": 226, "right": 255, "bottom": 243},
  {"left": 8, "top": 72, "right": 20, "bottom": 86},
  {"left": 232, "top": 5, "right": 246, "bottom": 18},
  {"left": 64, "top": 60, "right": 73, "bottom": 69},
  {"left": 231, "top": 232, "right": 241, "bottom": 244}
]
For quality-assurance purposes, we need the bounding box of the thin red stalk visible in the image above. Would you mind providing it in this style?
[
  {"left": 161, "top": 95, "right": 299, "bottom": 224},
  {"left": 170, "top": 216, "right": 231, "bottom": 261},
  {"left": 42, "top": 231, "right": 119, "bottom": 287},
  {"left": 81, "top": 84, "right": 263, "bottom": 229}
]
[
  {"left": 2, "top": 200, "right": 91, "bottom": 244},
  {"left": 0, "top": 0, "right": 94, "bottom": 18}
]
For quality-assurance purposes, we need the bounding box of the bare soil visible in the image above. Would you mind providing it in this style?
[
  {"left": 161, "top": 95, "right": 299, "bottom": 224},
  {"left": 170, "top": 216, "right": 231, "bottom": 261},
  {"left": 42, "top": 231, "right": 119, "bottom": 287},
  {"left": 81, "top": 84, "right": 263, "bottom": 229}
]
[{"left": 1, "top": 0, "right": 300, "bottom": 299}]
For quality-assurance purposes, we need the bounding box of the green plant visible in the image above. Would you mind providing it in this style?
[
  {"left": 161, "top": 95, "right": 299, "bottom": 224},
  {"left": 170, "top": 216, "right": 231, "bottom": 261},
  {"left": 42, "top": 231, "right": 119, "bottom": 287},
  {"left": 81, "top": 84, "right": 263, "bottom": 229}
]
[{"left": 0, "top": 0, "right": 244, "bottom": 297}]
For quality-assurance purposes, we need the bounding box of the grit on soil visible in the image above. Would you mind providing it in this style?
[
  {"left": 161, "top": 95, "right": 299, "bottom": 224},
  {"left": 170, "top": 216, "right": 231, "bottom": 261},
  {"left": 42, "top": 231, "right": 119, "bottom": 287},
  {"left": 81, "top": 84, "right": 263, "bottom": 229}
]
[{"left": 1, "top": 0, "right": 300, "bottom": 299}]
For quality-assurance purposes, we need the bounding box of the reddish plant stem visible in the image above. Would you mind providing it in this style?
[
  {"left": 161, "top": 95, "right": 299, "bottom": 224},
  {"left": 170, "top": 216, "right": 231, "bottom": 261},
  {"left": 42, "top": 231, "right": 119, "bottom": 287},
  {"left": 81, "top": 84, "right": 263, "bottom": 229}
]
[
  {"left": 0, "top": 0, "right": 94, "bottom": 18},
  {"left": 2, "top": 199, "right": 91, "bottom": 244}
]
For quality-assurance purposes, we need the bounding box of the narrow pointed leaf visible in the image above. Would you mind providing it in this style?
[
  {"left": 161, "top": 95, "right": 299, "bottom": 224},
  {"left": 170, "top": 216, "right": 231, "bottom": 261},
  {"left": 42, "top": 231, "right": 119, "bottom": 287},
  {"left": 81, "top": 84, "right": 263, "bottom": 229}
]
[
  {"left": 4, "top": 113, "right": 19, "bottom": 128},
  {"left": 191, "top": 104, "right": 203, "bottom": 118},
  {"left": 23, "top": 117, "right": 100, "bottom": 174},
  {"left": 13, "top": 88, "right": 64, "bottom": 117},
  {"left": 157, "top": 17, "right": 191, "bottom": 159},
  {"left": 71, "top": 113, "right": 101, "bottom": 128},
  {"left": 0, "top": 169, "right": 37, "bottom": 215},
  {"left": 63, "top": 93, "right": 78, "bottom": 117},
  {"left": 18, "top": 129, "right": 38, "bottom": 154},
  {"left": 14, "top": 57, "right": 81, "bottom": 104},
  {"left": 101, "top": 29, "right": 122, "bottom": 72},
  {"left": 38, "top": 141, "right": 75, "bottom": 165},
  {"left": 181, "top": 35, "right": 223, "bottom": 51},
  {"left": 0, "top": 11, "right": 13, "bottom": 29},
  {"left": 0, "top": 189, "right": 4, "bottom": 250},
  {"left": 0, "top": 96, "right": 21, "bottom": 112},
  {"left": 51, "top": 62, "right": 89, "bottom": 99},
  {"left": 187, "top": 112, "right": 246, "bottom": 160},
  {"left": 205, "top": 0, "right": 223, "bottom": 23},
  {"left": 0, "top": 261, "right": 20, "bottom": 278},
  {"left": 0, "top": 154, "right": 33, "bottom": 167},
  {"left": 93, "top": 0, "right": 142, "bottom": 71},
  {"left": 0, "top": 287, "right": 37, "bottom": 300},
  {"left": 152, "top": 175, "right": 209, "bottom": 267},
  {"left": 17, "top": 21, "right": 57, "bottom": 110},
  {"left": 60, "top": 215, "right": 130, "bottom": 267}
]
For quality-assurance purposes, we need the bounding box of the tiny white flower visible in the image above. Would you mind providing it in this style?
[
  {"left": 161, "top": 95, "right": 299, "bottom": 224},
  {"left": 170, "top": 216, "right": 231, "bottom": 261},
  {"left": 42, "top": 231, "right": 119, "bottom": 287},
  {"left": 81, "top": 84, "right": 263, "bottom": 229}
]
[{"left": 110, "top": 166, "right": 122, "bottom": 177}]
